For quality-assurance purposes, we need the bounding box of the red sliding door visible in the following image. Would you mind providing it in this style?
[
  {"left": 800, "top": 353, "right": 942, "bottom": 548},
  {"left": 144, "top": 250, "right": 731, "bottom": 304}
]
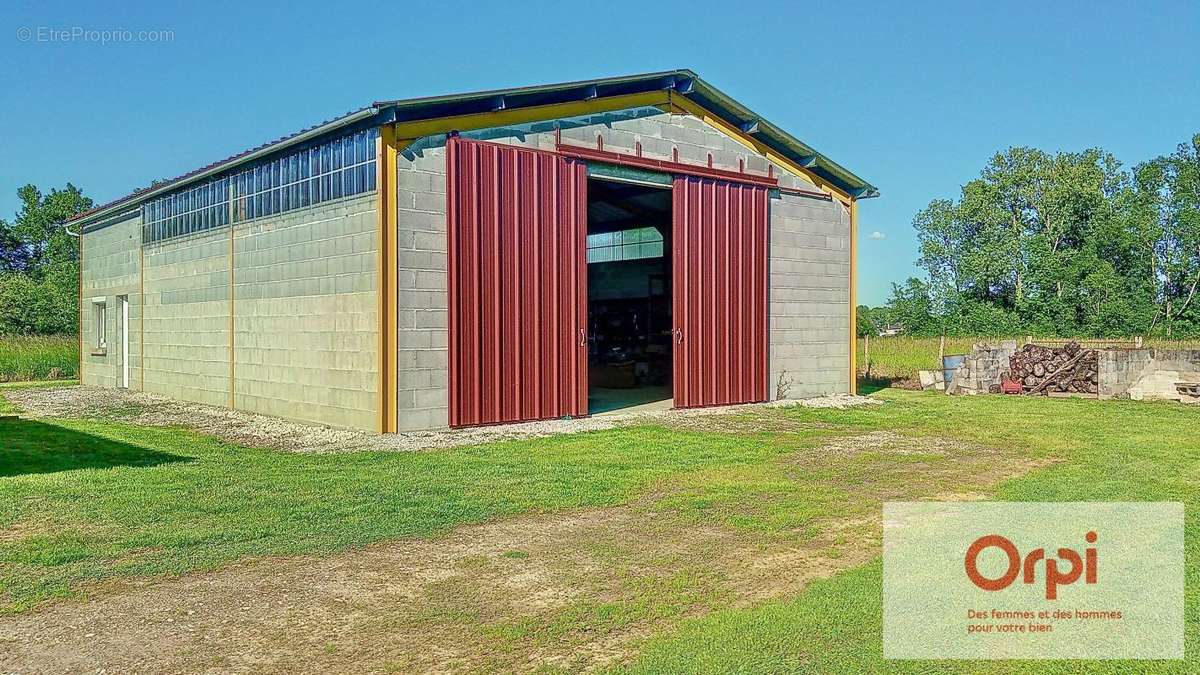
[
  {"left": 447, "top": 137, "right": 588, "bottom": 427},
  {"left": 672, "top": 175, "right": 769, "bottom": 408}
]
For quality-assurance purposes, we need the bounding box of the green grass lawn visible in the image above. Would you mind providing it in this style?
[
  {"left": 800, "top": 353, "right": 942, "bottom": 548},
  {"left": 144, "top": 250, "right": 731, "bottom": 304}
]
[
  {"left": 0, "top": 335, "right": 77, "bottom": 382},
  {"left": 0, "top": 410, "right": 795, "bottom": 613},
  {"left": 623, "top": 393, "right": 1200, "bottom": 673},
  {"left": 1, "top": 387, "right": 1197, "bottom": 672}
]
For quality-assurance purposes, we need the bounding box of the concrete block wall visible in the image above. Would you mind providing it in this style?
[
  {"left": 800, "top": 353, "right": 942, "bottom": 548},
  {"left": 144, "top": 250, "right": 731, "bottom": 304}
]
[
  {"left": 767, "top": 193, "right": 851, "bottom": 398},
  {"left": 142, "top": 227, "right": 232, "bottom": 406},
  {"left": 80, "top": 213, "right": 142, "bottom": 389},
  {"left": 1103, "top": 348, "right": 1200, "bottom": 401},
  {"left": 84, "top": 193, "right": 379, "bottom": 430},
  {"left": 396, "top": 150, "right": 449, "bottom": 431},
  {"left": 1144, "top": 349, "right": 1200, "bottom": 373},
  {"left": 233, "top": 194, "right": 378, "bottom": 430},
  {"left": 1097, "top": 349, "right": 1155, "bottom": 399},
  {"left": 395, "top": 109, "right": 852, "bottom": 429}
]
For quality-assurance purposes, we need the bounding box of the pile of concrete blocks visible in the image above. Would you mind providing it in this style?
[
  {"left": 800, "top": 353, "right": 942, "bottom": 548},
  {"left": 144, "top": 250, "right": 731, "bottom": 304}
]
[
  {"left": 918, "top": 370, "right": 945, "bottom": 391},
  {"left": 950, "top": 340, "right": 1018, "bottom": 395}
]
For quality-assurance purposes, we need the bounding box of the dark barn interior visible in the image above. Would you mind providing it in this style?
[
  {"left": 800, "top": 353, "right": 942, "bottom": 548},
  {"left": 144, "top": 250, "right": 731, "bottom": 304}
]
[{"left": 585, "top": 177, "right": 673, "bottom": 414}]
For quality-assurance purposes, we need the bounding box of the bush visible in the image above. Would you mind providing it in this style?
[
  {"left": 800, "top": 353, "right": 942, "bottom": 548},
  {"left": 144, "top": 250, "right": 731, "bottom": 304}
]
[
  {"left": 0, "top": 335, "right": 77, "bottom": 381},
  {"left": 0, "top": 269, "right": 77, "bottom": 335}
]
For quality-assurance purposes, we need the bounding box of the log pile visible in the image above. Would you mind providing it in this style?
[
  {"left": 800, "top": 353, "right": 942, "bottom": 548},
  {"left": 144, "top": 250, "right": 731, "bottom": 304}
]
[{"left": 1003, "top": 341, "right": 1099, "bottom": 395}]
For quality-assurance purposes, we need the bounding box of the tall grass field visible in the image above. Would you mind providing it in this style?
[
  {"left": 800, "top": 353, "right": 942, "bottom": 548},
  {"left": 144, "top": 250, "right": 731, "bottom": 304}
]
[
  {"left": 0, "top": 335, "right": 78, "bottom": 382},
  {"left": 858, "top": 336, "right": 1200, "bottom": 382}
]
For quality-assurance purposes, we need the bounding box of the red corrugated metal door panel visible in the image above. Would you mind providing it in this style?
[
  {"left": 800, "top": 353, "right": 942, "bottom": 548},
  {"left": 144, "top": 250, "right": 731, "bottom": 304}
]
[
  {"left": 672, "top": 175, "right": 769, "bottom": 408},
  {"left": 447, "top": 137, "right": 588, "bottom": 427}
]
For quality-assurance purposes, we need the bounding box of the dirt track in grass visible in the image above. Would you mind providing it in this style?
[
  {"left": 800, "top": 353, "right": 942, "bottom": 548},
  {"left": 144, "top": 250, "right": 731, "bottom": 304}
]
[
  {"left": 1, "top": 507, "right": 871, "bottom": 674},
  {"left": 0, "top": 428, "right": 1052, "bottom": 674}
]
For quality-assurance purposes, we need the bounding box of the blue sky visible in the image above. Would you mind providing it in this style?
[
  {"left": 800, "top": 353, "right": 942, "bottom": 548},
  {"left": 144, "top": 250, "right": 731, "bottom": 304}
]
[{"left": 3, "top": 0, "right": 1197, "bottom": 305}]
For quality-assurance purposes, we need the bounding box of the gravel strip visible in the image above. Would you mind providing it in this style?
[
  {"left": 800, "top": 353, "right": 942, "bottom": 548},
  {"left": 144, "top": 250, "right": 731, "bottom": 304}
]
[
  {"left": 6, "top": 385, "right": 881, "bottom": 453},
  {"left": 766, "top": 392, "right": 884, "bottom": 409},
  {"left": 6, "top": 386, "right": 376, "bottom": 453}
]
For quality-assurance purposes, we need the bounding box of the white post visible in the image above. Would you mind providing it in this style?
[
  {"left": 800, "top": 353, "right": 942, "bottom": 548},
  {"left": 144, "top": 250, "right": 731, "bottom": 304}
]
[{"left": 120, "top": 296, "right": 129, "bottom": 388}]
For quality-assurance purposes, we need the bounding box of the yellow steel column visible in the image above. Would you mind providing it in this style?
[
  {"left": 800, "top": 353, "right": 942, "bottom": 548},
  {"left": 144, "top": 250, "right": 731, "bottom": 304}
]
[
  {"left": 849, "top": 198, "right": 858, "bottom": 395},
  {"left": 377, "top": 125, "right": 399, "bottom": 433}
]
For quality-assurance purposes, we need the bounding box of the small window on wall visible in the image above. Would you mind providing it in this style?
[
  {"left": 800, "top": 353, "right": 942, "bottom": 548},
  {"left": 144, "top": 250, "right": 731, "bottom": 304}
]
[{"left": 92, "top": 300, "right": 107, "bottom": 352}]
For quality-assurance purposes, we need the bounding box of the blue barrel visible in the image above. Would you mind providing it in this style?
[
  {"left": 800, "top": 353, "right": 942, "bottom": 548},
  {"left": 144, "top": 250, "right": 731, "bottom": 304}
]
[{"left": 942, "top": 354, "right": 966, "bottom": 385}]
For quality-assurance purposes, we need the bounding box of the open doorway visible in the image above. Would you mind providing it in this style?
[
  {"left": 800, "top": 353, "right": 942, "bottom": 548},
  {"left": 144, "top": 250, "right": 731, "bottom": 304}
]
[{"left": 586, "top": 176, "right": 673, "bottom": 414}]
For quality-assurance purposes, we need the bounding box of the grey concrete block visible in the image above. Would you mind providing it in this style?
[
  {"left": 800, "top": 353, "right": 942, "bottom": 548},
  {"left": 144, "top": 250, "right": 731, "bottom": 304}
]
[
  {"left": 414, "top": 231, "right": 446, "bottom": 252},
  {"left": 414, "top": 191, "right": 446, "bottom": 214},
  {"left": 398, "top": 171, "right": 432, "bottom": 191}
]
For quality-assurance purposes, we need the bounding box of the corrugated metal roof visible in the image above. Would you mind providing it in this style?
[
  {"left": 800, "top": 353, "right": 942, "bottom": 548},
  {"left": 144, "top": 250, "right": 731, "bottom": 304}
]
[{"left": 70, "top": 70, "right": 877, "bottom": 227}]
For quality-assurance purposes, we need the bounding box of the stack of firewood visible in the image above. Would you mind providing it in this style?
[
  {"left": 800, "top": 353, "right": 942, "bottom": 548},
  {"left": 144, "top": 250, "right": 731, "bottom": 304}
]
[{"left": 1004, "top": 341, "right": 1099, "bottom": 394}]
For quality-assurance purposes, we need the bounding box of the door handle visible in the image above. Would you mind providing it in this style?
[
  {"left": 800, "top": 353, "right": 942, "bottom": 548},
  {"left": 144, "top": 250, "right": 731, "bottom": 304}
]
[
  {"left": 675, "top": 328, "right": 683, "bottom": 344},
  {"left": 579, "top": 328, "right": 587, "bottom": 347}
]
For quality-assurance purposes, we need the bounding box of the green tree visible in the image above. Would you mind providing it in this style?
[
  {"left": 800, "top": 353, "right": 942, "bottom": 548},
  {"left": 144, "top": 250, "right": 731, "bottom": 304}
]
[
  {"left": 0, "top": 184, "right": 92, "bottom": 335},
  {"left": 1134, "top": 135, "right": 1200, "bottom": 337},
  {"left": 856, "top": 305, "right": 880, "bottom": 337},
  {"left": 890, "top": 133, "right": 1200, "bottom": 338},
  {"left": 886, "top": 278, "right": 938, "bottom": 335}
]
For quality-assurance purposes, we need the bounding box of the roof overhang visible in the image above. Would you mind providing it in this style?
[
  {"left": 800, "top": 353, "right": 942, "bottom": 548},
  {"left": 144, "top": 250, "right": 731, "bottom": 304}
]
[{"left": 69, "top": 70, "right": 877, "bottom": 228}]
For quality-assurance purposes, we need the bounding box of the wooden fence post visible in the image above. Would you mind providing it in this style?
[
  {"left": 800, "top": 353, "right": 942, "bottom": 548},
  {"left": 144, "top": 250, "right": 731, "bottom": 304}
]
[{"left": 864, "top": 334, "right": 871, "bottom": 378}]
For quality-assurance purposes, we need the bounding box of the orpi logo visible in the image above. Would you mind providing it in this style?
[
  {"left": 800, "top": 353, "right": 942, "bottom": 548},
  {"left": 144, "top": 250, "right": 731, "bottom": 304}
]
[{"left": 964, "top": 532, "right": 1098, "bottom": 600}]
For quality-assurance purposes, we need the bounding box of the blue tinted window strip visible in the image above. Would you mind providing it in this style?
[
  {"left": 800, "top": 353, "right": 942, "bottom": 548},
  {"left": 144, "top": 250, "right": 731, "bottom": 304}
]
[{"left": 142, "top": 128, "right": 378, "bottom": 244}]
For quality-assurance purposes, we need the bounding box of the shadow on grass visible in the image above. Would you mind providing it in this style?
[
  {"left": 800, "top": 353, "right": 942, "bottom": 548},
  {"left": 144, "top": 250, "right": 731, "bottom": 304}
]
[
  {"left": 0, "top": 418, "right": 188, "bottom": 477},
  {"left": 857, "top": 370, "right": 932, "bottom": 395},
  {"left": 857, "top": 377, "right": 898, "bottom": 395}
]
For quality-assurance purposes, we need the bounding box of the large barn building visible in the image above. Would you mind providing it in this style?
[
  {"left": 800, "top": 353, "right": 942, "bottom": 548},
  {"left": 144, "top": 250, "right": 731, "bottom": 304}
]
[{"left": 70, "top": 70, "right": 877, "bottom": 432}]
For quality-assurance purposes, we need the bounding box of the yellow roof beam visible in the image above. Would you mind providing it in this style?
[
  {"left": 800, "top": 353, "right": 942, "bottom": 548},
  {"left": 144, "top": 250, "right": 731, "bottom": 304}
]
[
  {"left": 667, "top": 93, "right": 853, "bottom": 206},
  {"left": 849, "top": 199, "right": 858, "bottom": 395},
  {"left": 391, "top": 91, "right": 671, "bottom": 140},
  {"left": 389, "top": 88, "right": 852, "bottom": 206}
]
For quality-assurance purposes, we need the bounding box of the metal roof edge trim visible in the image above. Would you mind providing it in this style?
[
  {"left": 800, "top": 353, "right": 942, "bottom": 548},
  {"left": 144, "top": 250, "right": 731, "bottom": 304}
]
[
  {"left": 371, "top": 69, "right": 685, "bottom": 110},
  {"left": 684, "top": 75, "right": 879, "bottom": 199},
  {"left": 79, "top": 207, "right": 140, "bottom": 234}
]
